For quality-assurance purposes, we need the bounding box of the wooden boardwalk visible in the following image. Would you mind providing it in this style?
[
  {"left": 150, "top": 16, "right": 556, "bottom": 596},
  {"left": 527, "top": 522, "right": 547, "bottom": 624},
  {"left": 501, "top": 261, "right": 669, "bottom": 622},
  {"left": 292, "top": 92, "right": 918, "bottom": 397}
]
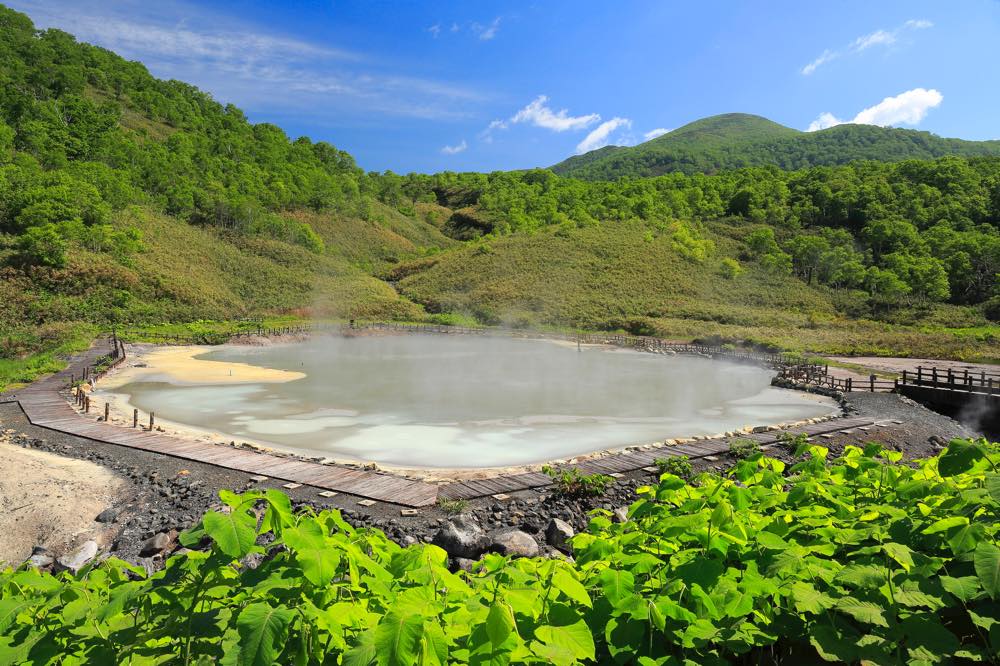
[
  {"left": 438, "top": 416, "right": 878, "bottom": 500},
  {"left": 6, "top": 336, "right": 880, "bottom": 508},
  {"left": 10, "top": 340, "right": 441, "bottom": 508}
]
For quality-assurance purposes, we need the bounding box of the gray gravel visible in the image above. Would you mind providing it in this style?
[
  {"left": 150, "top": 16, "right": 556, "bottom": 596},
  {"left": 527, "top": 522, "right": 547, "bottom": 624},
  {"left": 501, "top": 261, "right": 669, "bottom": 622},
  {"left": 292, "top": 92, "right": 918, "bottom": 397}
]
[{"left": 0, "top": 388, "right": 990, "bottom": 570}]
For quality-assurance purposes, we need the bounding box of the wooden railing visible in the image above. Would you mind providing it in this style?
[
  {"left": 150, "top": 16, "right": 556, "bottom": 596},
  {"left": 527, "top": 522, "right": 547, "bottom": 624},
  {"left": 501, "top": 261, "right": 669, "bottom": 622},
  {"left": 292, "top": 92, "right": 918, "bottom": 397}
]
[
  {"left": 900, "top": 366, "right": 1000, "bottom": 396},
  {"left": 779, "top": 362, "right": 1000, "bottom": 396}
]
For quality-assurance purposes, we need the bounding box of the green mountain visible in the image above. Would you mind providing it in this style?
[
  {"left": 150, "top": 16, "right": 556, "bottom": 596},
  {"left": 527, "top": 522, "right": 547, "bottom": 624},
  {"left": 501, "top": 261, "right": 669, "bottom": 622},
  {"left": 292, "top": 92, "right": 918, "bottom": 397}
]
[
  {"left": 1, "top": 3, "right": 998, "bottom": 392},
  {"left": 551, "top": 113, "right": 1000, "bottom": 179}
]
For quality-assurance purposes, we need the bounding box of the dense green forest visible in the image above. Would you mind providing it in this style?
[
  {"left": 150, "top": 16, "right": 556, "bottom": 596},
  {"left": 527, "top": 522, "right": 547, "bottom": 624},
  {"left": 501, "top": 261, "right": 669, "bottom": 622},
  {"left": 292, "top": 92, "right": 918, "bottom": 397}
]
[
  {"left": 0, "top": 2, "right": 998, "bottom": 391},
  {"left": 551, "top": 113, "right": 1000, "bottom": 179}
]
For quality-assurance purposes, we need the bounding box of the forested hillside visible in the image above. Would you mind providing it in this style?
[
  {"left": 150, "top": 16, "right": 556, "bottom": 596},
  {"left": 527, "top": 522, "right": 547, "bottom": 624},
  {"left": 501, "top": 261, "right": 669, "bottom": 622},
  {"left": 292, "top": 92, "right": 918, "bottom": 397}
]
[
  {"left": 552, "top": 113, "right": 1000, "bottom": 179},
  {"left": 1, "top": 2, "right": 998, "bottom": 391}
]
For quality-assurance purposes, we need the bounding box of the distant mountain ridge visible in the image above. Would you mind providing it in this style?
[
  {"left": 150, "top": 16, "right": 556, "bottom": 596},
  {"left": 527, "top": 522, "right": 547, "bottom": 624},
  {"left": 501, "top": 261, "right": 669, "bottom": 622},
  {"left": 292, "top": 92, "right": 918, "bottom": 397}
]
[{"left": 551, "top": 113, "right": 1000, "bottom": 179}]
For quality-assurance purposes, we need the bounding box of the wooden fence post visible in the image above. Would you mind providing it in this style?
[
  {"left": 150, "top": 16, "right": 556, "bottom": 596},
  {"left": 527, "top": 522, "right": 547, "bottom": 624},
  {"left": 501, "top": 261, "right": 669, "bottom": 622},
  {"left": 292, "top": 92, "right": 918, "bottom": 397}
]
[
  {"left": 133, "top": 409, "right": 138, "bottom": 428},
  {"left": 149, "top": 412, "right": 155, "bottom": 431},
  {"left": 104, "top": 402, "right": 109, "bottom": 421},
  {"left": 85, "top": 396, "right": 91, "bottom": 413}
]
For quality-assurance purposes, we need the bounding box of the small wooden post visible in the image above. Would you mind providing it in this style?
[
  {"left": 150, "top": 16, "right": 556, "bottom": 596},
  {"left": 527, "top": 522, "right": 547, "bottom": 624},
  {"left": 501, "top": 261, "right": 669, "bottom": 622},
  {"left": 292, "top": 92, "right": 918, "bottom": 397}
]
[
  {"left": 85, "top": 396, "right": 91, "bottom": 413},
  {"left": 902, "top": 370, "right": 907, "bottom": 385},
  {"left": 932, "top": 368, "right": 938, "bottom": 385},
  {"left": 847, "top": 377, "right": 852, "bottom": 392},
  {"left": 104, "top": 402, "right": 109, "bottom": 421},
  {"left": 149, "top": 412, "right": 155, "bottom": 431},
  {"left": 917, "top": 366, "right": 923, "bottom": 384},
  {"left": 133, "top": 408, "right": 138, "bottom": 428},
  {"left": 869, "top": 375, "right": 876, "bottom": 393}
]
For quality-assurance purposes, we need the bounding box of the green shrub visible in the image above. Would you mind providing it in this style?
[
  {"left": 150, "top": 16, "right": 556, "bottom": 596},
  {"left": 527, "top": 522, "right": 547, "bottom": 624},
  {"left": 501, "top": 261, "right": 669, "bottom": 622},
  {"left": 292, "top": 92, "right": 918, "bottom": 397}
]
[
  {"left": 719, "top": 257, "right": 743, "bottom": 279},
  {"left": 542, "top": 465, "right": 614, "bottom": 498},
  {"left": 2, "top": 440, "right": 999, "bottom": 663},
  {"left": 654, "top": 455, "right": 692, "bottom": 479},
  {"left": 437, "top": 498, "right": 469, "bottom": 515},
  {"left": 16, "top": 223, "right": 67, "bottom": 267},
  {"left": 728, "top": 437, "right": 761, "bottom": 459}
]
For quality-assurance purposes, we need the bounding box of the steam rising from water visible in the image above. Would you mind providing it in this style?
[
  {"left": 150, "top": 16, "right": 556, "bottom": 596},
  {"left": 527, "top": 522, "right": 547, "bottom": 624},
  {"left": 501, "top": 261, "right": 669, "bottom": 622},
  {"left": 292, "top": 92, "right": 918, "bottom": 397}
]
[{"left": 109, "top": 335, "right": 837, "bottom": 468}]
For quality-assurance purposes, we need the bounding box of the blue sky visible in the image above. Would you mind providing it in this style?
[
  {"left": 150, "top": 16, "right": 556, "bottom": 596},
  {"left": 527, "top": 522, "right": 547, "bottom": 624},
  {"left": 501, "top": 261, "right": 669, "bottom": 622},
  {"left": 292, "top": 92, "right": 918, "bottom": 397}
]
[{"left": 8, "top": 0, "right": 1000, "bottom": 173}]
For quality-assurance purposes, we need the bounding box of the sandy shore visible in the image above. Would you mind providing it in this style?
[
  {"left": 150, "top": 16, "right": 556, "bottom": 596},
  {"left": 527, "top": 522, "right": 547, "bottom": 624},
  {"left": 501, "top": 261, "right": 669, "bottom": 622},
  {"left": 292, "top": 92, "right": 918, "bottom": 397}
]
[
  {"left": 0, "top": 433, "right": 126, "bottom": 566},
  {"left": 100, "top": 344, "right": 305, "bottom": 389}
]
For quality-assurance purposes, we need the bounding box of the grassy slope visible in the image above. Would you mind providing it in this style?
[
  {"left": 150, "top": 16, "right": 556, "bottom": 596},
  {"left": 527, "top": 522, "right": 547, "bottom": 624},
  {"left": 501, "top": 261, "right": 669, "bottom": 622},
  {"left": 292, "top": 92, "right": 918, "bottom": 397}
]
[
  {"left": 394, "top": 221, "right": 997, "bottom": 360},
  {"left": 552, "top": 113, "right": 1000, "bottom": 178},
  {"left": 0, "top": 207, "right": 431, "bottom": 390}
]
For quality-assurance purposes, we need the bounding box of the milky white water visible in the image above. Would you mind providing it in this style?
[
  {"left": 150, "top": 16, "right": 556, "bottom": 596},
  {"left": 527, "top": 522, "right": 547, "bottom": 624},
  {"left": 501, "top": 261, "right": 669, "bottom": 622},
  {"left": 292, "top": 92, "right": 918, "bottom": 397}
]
[{"left": 103, "top": 335, "right": 837, "bottom": 468}]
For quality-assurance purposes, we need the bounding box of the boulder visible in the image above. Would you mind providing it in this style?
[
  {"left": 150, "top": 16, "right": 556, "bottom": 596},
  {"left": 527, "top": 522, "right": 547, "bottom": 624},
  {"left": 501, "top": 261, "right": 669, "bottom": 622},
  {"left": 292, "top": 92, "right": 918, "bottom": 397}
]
[
  {"left": 452, "top": 557, "right": 477, "bottom": 573},
  {"left": 140, "top": 531, "right": 175, "bottom": 557},
  {"left": 54, "top": 540, "right": 99, "bottom": 574},
  {"left": 432, "top": 514, "right": 489, "bottom": 559},
  {"left": 488, "top": 528, "right": 540, "bottom": 558},
  {"left": 544, "top": 518, "right": 575, "bottom": 551},
  {"left": 95, "top": 508, "right": 119, "bottom": 524},
  {"left": 25, "top": 546, "right": 53, "bottom": 570}
]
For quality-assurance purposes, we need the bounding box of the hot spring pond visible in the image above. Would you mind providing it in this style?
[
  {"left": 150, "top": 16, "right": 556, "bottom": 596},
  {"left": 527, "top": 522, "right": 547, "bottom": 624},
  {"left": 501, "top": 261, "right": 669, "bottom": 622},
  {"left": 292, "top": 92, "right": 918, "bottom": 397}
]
[{"left": 104, "top": 335, "right": 837, "bottom": 468}]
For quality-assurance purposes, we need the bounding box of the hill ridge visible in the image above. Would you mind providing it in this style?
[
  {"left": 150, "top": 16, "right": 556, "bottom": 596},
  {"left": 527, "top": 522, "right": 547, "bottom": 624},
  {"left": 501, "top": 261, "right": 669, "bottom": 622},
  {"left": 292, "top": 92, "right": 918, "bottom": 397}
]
[{"left": 552, "top": 112, "right": 1000, "bottom": 179}]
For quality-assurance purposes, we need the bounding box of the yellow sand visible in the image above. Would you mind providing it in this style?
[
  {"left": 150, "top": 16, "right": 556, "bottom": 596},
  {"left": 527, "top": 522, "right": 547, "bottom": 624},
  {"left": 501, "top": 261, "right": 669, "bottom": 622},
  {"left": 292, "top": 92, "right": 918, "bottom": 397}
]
[{"left": 100, "top": 345, "right": 305, "bottom": 388}]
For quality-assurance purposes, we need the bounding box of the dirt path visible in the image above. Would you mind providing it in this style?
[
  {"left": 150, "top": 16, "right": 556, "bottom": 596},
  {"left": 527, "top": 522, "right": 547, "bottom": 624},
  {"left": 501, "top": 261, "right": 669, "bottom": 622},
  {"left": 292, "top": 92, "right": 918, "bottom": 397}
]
[
  {"left": 0, "top": 432, "right": 127, "bottom": 566},
  {"left": 826, "top": 356, "right": 999, "bottom": 378}
]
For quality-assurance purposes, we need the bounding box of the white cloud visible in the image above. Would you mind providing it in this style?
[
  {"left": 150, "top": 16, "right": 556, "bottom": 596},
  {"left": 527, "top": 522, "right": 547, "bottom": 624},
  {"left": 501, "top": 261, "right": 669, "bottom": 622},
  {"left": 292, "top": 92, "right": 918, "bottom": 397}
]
[
  {"left": 801, "top": 19, "right": 932, "bottom": 75},
  {"left": 807, "top": 88, "right": 943, "bottom": 131},
  {"left": 473, "top": 17, "right": 501, "bottom": 40},
  {"left": 576, "top": 117, "right": 631, "bottom": 154},
  {"left": 441, "top": 139, "right": 468, "bottom": 155},
  {"left": 807, "top": 112, "right": 842, "bottom": 132},
  {"left": 853, "top": 88, "right": 943, "bottom": 125},
  {"left": 478, "top": 119, "right": 508, "bottom": 143},
  {"left": 802, "top": 49, "right": 838, "bottom": 76},
  {"left": 5, "top": 0, "right": 485, "bottom": 121},
  {"left": 852, "top": 29, "right": 895, "bottom": 51},
  {"left": 510, "top": 95, "right": 600, "bottom": 132},
  {"left": 428, "top": 24, "right": 441, "bottom": 38},
  {"left": 643, "top": 127, "right": 672, "bottom": 141}
]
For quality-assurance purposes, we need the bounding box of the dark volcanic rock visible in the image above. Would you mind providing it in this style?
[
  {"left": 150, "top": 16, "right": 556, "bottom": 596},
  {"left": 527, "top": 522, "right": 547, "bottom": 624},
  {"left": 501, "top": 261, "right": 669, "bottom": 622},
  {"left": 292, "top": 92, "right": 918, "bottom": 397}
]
[
  {"left": 139, "top": 531, "right": 175, "bottom": 557},
  {"left": 96, "top": 508, "right": 119, "bottom": 523},
  {"left": 544, "top": 518, "right": 575, "bottom": 551},
  {"left": 432, "top": 514, "right": 490, "bottom": 559}
]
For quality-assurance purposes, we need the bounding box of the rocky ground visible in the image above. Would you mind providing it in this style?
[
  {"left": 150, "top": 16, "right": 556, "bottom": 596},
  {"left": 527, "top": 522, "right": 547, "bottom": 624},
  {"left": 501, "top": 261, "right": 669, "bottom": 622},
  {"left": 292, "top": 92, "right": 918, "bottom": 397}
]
[{"left": 0, "top": 389, "right": 985, "bottom": 574}]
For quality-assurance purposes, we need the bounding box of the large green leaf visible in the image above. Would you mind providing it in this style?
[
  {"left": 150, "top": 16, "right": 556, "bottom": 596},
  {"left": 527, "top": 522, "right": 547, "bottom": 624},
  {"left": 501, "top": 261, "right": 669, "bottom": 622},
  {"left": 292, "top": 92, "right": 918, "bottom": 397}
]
[
  {"left": 203, "top": 509, "right": 257, "bottom": 559},
  {"left": 374, "top": 610, "right": 424, "bottom": 666},
  {"left": 532, "top": 619, "right": 595, "bottom": 665},
  {"left": 922, "top": 516, "right": 969, "bottom": 534},
  {"left": 598, "top": 568, "right": 635, "bottom": 608},
  {"left": 234, "top": 602, "right": 294, "bottom": 666},
  {"left": 974, "top": 542, "right": 1000, "bottom": 600},
  {"left": 485, "top": 603, "right": 516, "bottom": 647},
  {"left": 552, "top": 568, "right": 591, "bottom": 608},
  {"left": 790, "top": 581, "right": 834, "bottom": 614},
  {"left": 834, "top": 598, "right": 889, "bottom": 627},
  {"left": 986, "top": 474, "right": 1000, "bottom": 503},
  {"left": 938, "top": 440, "right": 986, "bottom": 477},
  {"left": 940, "top": 575, "right": 981, "bottom": 602},
  {"left": 284, "top": 520, "right": 339, "bottom": 586},
  {"left": 0, "top": 600, "right": 31, "bottom": 635}
]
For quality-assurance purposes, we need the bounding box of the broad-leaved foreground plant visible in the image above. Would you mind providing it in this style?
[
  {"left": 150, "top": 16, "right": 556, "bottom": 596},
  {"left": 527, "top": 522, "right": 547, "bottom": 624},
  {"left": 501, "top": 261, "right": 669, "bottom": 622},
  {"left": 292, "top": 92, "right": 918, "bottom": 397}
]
[{"left": 1, "top": 439, "right": 999, "bottom": 664}]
